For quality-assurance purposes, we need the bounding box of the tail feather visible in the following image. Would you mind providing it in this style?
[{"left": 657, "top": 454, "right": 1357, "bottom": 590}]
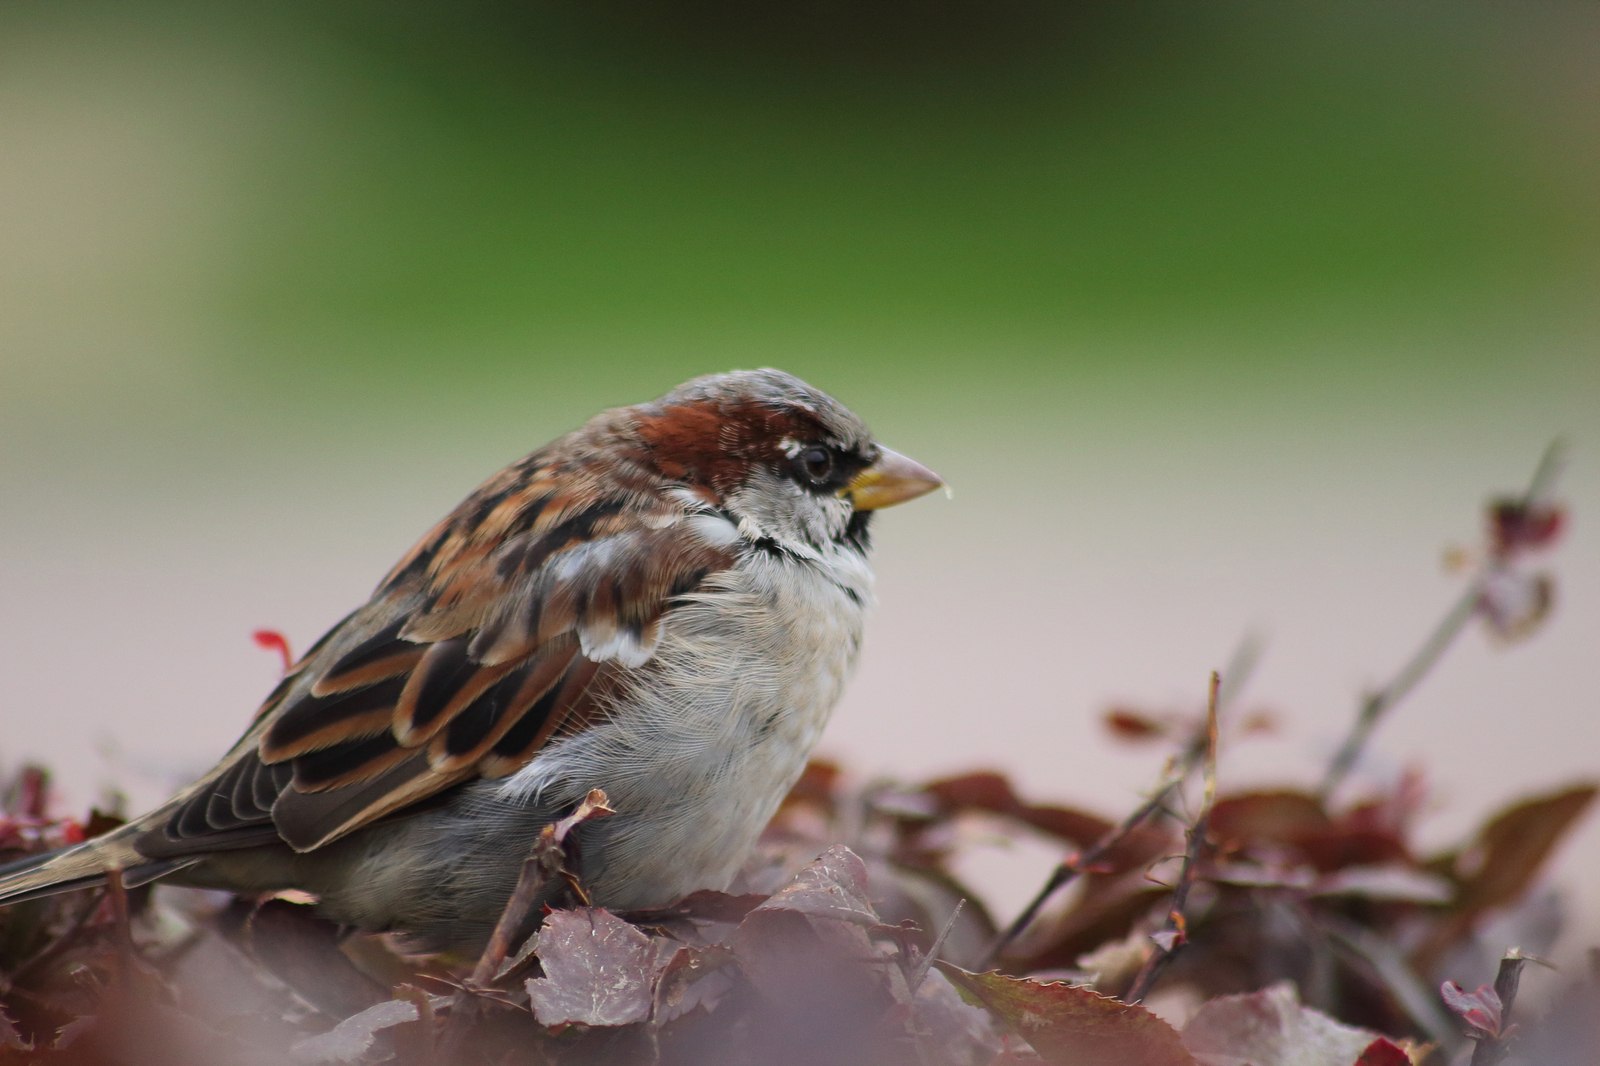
[{"left": 0, "top": 833, "right": 198, "bottom": 906}]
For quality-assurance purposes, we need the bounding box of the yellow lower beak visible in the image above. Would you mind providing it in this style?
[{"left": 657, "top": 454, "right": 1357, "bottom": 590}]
[{"left": 842, "top": 446, "right": 944, "bottom": 511}]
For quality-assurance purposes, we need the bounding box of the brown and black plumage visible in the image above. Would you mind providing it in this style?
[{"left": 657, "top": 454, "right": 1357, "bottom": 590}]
[{"left": 0, "top": 369, "right": 941, "bottom": 950}]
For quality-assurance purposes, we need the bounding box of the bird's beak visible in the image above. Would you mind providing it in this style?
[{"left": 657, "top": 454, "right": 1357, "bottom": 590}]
[{"left": 841, "top": 446, "right": 944, "bottom": 511}]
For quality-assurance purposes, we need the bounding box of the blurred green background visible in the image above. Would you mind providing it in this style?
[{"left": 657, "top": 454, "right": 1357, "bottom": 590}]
[{"left": 2, "top": 2, "right": 1597, "bottom": 938}]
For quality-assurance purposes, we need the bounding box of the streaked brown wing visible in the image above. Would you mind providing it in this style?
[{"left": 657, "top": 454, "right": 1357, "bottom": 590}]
[{"left": 139, "top": 460, "right": 736, "bottom": 857}]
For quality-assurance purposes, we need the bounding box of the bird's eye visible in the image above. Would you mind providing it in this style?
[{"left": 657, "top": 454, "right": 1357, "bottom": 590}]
[{"left": 800, "top": 446, "right": 834, "bottom": 484}]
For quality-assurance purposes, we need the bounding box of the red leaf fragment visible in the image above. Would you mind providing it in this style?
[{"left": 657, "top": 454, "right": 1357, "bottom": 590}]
[
  {"left": 749, "top": 844, "right": 878, "bottom": 926},
  {"left": 1353, "top": 1037, "right": 1412, "bottom": 1065},
  {"left": 1182, "top": 982, "right": 1401, "bottom": 1066},
  {"left": 252, "top": 627, "right": 294, "bottom": 674},
  {"left": 1239, "top": 709, "right": 1279, "bottom": 736},
  {"left": 291, "top": 999, "right": 420, "bottom": 1065},
  {"left": 729, "top": 849, "right": 909, "bottom": 1063},
  {"left": 245, "top": 899, "right": 390, "bottom": 1020},
  {"left": 0, "top": 1005, "right": 32, "bottom": 1053},
  {"left": 922, "top": 771, "right": 1160, "bottom": 867},
  {"left": 652, "top": 944, "right": 739, "bottom": 1024},
  {"left": 1488, "top": 498, "right": 1565, "bottom": 557},
  {"left": 18, "top": 765, "right": 48, "bottom": 819},
  {"left": 526, "top": 908, "right": 667, "bottom": 1028},
  {"left": 1103, "top": 708, "right": 1171, "bottom": 742},
  {"left": 1209, "top": 790, "right": 1410, "bottom": 873},
  {"left": 1443, "top": 784, "right": 1598, "bottom": 917},
  {"left": 1440, "top": 980, "right": 1503, "bottom": 1038}
]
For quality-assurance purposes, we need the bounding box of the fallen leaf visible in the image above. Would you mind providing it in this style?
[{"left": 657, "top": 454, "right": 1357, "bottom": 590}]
[
  {"left": 290, "top": 999, "right": 419, "bottom": 1065},
  {"left": 750, "top": 844, "right": 878, "bottom": 926},
  {"left": 526, "top": 908, "right": 667, "bottom": 1028},
  {"left": 1182, "top": 982, "right": 1396, "bottom": 1066},
  {"left": 938, "top": 964, "right": 1197, "bottom": 1066}
]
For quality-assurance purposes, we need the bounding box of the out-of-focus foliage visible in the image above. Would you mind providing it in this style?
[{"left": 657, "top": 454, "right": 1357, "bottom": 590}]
[{"left": 0, "top": 751, "right": 1592, "bottom": 1065}]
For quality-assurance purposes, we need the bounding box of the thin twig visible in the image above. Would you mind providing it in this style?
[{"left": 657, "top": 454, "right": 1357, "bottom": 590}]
[
  {"left": 908, "top": 899, "right": 967, "bottom": 992},
  {"left": 1320, "top": 440, "right": 1567, "bottom": 800},
  {"left": 103, "top": 865, "right": 134, "bottom": 977},
  {"left": 983, "top": 640, "right": 1258, "bottom": 969},
  {"left": 980, "top": 760, "right": 1187, "bottom": 970},
  {"left": 1125, "top": 672, "right": 1220, "bottom": 1004}
]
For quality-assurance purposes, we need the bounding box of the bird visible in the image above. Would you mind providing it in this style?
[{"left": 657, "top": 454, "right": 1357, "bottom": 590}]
[{"left": 0, "top": 369, "right": 942, "bottom": 952}]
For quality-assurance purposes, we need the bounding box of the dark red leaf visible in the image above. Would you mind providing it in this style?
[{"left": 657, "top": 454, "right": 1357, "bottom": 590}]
[
  {"left": 1440, "top": 980, "right": 1503, "bottom": 1037},
  {"left": 1182, "top": 983, "right": 1401, "bottom": 1066},
  {"left": 17, "top": 765, "right": 48, "bottom": 820},
  {"left": 1103, "top": 708, "right": 1170, "bottom": 742},
  {"left": 1488, "top": 498, "right": 1565, "bottom": 556},
  {"left": 1445, "top": 784, "right": 1598, "bottom": 916},
  {"left": 730, "top": 853, "right": 906, "bottom": 1066},
  {"left": 938, "top": 964, "right": 1198, "bottom": 1066},
  {"left": 290, "top": 999, "right": 420, "bottom": 1065},
  {"left": 526, "top": 908, "right": 667, "bottom": 1028},
  {"left": 652, "top": 945, "right": 739, "bottom": 1024},
  {"left": 244, "top": 899, "right": 389, "bottom": 1020},
  {"left": 0, "top": 1004, "right": 32, "bottom": 1053},
  {"left": 922, "top": 772, "right": 1128, "bottom": 853},
  {"left": 750, "top": 844, "right": 877, "bottom": 926},
  {"left": 1209, "top": 790, "right": 1410, "bottom": 872},
  {"left": 1210, "top": 790, "right": 1328, "bottom": 845},
  {"left": 1353, "top": 1037, "right": 1412, "bottom": 1065}
]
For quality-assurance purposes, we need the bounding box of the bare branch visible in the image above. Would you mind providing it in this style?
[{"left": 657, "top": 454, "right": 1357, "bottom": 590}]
[
  {"left": 1319, "top": 440, "right": 1567, "bottom": 800},
  {"left": 1125, "top": 672, "right": 1220, "bottom": 1004}
]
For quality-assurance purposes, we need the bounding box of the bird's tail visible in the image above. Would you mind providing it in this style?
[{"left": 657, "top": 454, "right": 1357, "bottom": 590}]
[{"left": 0, "top": 828, "right": 195, "bottom": 907}]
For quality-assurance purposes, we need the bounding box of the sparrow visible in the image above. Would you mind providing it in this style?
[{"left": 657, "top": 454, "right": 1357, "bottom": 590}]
[{"left": 0, "top": 369, "right": 941, "bottom": 952}]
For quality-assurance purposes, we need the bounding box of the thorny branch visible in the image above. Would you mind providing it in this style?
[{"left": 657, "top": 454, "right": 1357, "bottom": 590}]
[
  {"left": 983, "top": 641, "right": 1258, "bottom": 970},
  {"left": 1125, "top": 672, "right": 1220, "bottom": 1004},
  {"left": 979, "top": 653, "right": 1241, "bottom": 966},
  {"left": 981, "top": 755, "right": 1188, "bottom": 970},
  {"left": 1319, "top": 440, "right": 1567, "bottom": 800}
]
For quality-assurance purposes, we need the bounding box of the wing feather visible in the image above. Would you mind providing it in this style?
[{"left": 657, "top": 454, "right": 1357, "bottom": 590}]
[
  {"left": 262, "top": 676, "right": 407, "bottom": 760},
  {"left": 141, "top": 468, "right": 738, "bottom": 859}
]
